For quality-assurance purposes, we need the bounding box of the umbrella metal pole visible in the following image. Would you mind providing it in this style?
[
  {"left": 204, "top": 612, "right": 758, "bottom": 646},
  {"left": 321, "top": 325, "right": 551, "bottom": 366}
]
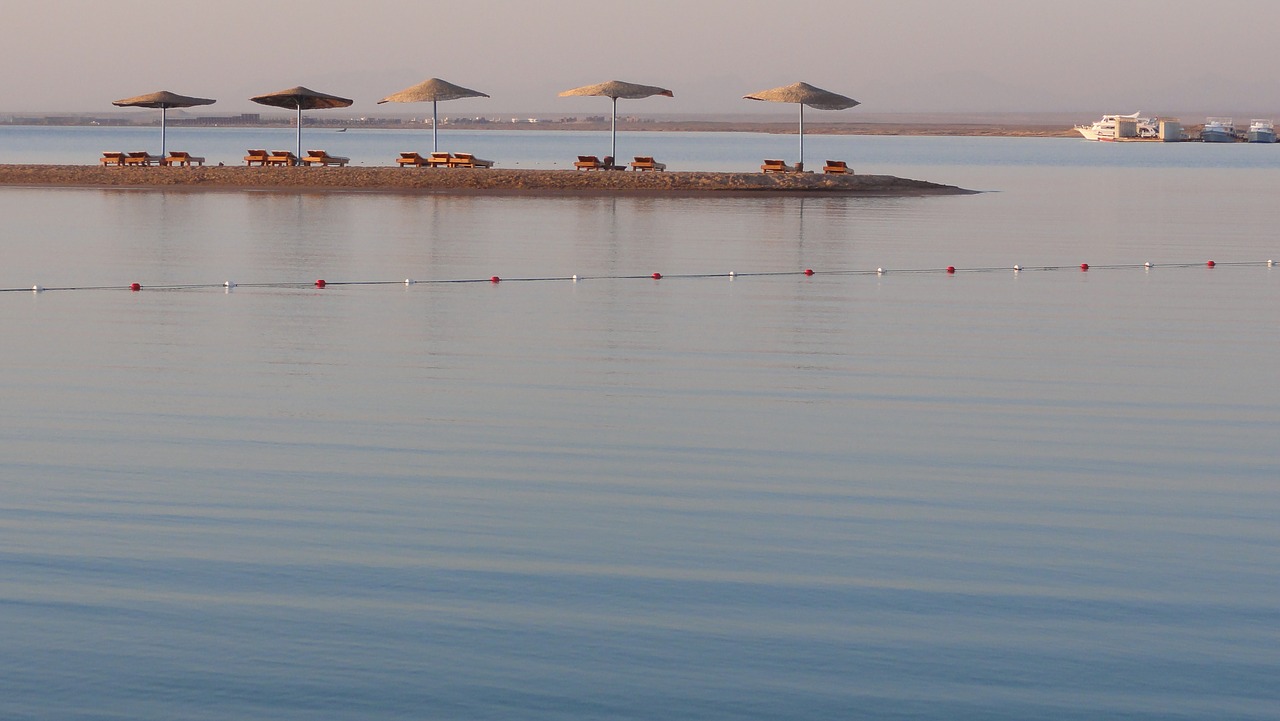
[
  {"left": 295, "top": 104, "right": 303, "bottom": 165},
  {"left": 611, "top": 97, "right": 617, "bottom": 161},
  {"left": 433, "top": 101, "right": 439, "bottom": 152},
  {"left": 798, "top": 104, "right": 804, "bottom": 169},
  {"left": 160, "top": 107, "right": 167, "bottom": 159}
]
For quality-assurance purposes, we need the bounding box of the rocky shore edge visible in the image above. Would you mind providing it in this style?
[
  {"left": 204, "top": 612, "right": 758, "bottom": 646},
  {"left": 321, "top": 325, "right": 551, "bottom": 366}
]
[{"left": 0, "top": 165, "right": 973, "bottom": 196}]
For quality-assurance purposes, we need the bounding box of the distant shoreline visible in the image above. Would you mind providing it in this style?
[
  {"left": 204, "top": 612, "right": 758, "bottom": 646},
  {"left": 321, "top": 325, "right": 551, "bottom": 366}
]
[
  {"left": 0, "top": 164, "right": 974, "bottom": 196},
  {"left": 536, "top": 121, "right": 1079, "bottom": 137},
  {"left": 2, "top": 119, "right": 1081, "bottom": 138}
]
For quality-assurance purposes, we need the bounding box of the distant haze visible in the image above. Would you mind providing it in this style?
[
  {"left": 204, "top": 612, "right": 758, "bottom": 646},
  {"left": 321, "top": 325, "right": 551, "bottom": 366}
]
[{"left": 5, "top": 0, "right": 1280, "bottom": 118}]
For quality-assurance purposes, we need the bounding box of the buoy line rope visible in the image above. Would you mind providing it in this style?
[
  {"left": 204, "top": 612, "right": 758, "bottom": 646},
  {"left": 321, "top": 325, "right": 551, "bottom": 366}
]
[{"left": 5, "top": 259, "right": 1274, "bottom": 294}]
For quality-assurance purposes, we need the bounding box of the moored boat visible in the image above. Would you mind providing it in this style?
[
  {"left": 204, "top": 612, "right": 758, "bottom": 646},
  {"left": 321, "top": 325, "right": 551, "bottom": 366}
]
[
  {"left": 1247, "top": 119, "right": 1275, "bottom": 143},
  {"left": 1074, "top": 112, "right": 1159, "bottom": 141},
  {"left": 1201, "top": 117, "right": 1236, "bottom": 143}
]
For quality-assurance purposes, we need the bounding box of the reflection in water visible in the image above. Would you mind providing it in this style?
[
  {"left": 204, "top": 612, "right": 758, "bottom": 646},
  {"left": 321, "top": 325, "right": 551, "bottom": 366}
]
[{"left": 1, "top": 159, "right": 1279, "bottom": 721}]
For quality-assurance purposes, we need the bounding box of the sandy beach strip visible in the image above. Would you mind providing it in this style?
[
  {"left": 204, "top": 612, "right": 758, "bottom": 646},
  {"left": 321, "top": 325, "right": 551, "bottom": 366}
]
[{"left": 0, "top": 165, "right": 972, "bottom": 196}]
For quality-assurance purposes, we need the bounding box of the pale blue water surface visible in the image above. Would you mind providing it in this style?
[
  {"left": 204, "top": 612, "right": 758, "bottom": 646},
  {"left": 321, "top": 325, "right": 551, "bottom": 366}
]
[{"left": 1, "top": 131, "right": 1278, "bottom": 720}]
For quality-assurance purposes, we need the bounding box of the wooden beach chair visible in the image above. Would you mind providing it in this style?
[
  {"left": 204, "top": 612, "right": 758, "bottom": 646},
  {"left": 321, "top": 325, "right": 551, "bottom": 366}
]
[
  {"left": 100, "top": 152, "right": 127, "bottom": 166},
  {"left": 265, "top": 151, "right": 297, "bottom": 166},
  {"left": 574, "top": 155, "right": 602, "bottom": 170},
  {"left": 396, "top": 152, "right": 430, "bottom": 167},
  {"left": 426, "top": 152, "right": 453, "bottom": 168},
  {"left": 123, "top": 151, "right": 162, "bottom": 166},
  {"left": 244, "top": 149, "right": 269, "bottom": 166},
  {"left": 448, "top": 152, "right": 494, "bottom": 168},
  {"left": 823, "top": 160, "right": 851, "bottom": 174},
  {"left": 301, "top": 150, "right": 350, "bottom": 167},
  {"left": 630, "top": 156, "right": 666, "bottom": 171},
  {"left": 162, "top": 151, "right": 205, "bottom": 167},
  {"left": 760, "top": 159, "right": 795, "bottom": 173}
]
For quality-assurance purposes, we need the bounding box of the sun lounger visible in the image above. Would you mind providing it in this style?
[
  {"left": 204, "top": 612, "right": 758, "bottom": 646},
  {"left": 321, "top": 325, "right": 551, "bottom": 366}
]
[
  {"left": 575, "top": 155, "right": 602, "bottom": 170},
  {"left": 396, "top": 152, "right": 431, "bottom": 167},
  {"left": 123, "top": 151, "right": 162, "bottom": 166},
  {"left": 630, "top": 156, "right": 666, "bottom": 171},
  {"left": 265, "top": 151, "right": 297, "bottom": 166},
  {"left": 823, "top": 160, "right": 851, "bottom": 174},
  {"left": 448, "top": 152, "right": 494, "bottom": 168},
  {"left": 163, "top": 151, "right": 205, "bottom": 167},
  {"left": 301, "top": 150, "right": 350, "bottom": 167},
  {"left": 100, "top": 152, "right": 127, "bottom": 167},
  {"left": 427, "top": 152, "right": 453, "bottom": 168},
  {"left": 244, "top": 150, "right": 269, "bottom": 166},
  {"left": 761, "top": 159, "right": 796, "bottom": 173}
]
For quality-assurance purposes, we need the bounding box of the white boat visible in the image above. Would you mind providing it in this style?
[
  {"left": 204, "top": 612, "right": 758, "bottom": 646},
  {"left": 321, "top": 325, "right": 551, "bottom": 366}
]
[
  {"left": 1201, "top": 117, "right": 1236, "bottom": 143},
  {"left": 1074, "top": 112, "right": 1159, "bottom": 141},
  {"left": 1247, "top": 119, "right": 1275, "bottom": 143}
]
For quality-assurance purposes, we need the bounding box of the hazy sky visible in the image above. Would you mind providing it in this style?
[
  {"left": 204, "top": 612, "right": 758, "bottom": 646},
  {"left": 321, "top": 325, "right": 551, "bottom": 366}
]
[{"left": 6, "top": 0, "right": 1279, "bottom": 117}]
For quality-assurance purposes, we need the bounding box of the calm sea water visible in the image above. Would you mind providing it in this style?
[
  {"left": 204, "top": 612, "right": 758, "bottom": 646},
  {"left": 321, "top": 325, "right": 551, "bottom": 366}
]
[{"left": 1, "top": 130, "right": 1278, "bottom": 720}]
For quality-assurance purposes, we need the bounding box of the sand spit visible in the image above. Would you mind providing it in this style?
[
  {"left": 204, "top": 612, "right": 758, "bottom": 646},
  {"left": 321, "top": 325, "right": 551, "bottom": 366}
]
[{"left": 0, "top": 165, "right": 972, "bottom": 196}]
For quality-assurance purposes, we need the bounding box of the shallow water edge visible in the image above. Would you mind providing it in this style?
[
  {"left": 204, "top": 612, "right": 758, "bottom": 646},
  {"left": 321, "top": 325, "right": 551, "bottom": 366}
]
[{"left": 0, "top": 164, "right": 972, "bottom": 196}]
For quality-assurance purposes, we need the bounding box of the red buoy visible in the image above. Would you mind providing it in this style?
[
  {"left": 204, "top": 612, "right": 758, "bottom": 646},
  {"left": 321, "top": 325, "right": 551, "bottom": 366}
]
[
  {"left": 1207, "top": 260, "right": 1216, "bottom": 267},
  {"left": 1080, "top": 263, "right": 1089, "bottom": 271},
  {"left": 490, "top": 276, "right": 500, "bottom": 283},
  {"left": 652, "top": 272, "right": 662, "bottom": 279},
  {"left": 130, "top": 282, "right": 141, "bottom": 291},
  {"left": 946, "top": 266, "right": 955, "bottom": 274},
  {"left": 804, "top": 268, "right": 814, "bottom": 276},
  {"left": 315, "top": 279, "right": 326, "bottom": 288}
]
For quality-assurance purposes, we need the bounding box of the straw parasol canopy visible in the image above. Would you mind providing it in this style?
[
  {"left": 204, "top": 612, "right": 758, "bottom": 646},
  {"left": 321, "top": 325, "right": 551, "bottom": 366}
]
[
  {"left": 377, "top": 78, "right": 490, "bottom": 152},
  {"left": 558, "top": 80, "right": 673, "bottom": 161},
  {"left": 744, "top": 82, "right": 859, "bottom": 168},
  {"left": 112, "top": 90, "right": 215, "bottom": 157},
  {"left": 249, "top": 86, "right": 353, "bottom": 161}
]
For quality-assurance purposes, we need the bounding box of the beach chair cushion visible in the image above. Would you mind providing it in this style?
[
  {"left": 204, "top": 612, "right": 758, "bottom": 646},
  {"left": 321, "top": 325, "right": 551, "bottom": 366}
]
[
  {"left": 823, "top": 160, "right": 851, "bottom": 174},
  {"left": 761, "top": 159, "right": 794, "bottom": 173},
  {"left": 630, "top": 156, "right": 666, "bottom": 171},
  {"left": 397, "top": 152, "right": 429, "bottom": 167},
  {"left": 302, "top": 150, "right": 349, "bottom": 166},
  {"left": 449, "top": 153, "right": 494, "bottom": 168},
  {"left": 575, "top": 155, "right": 602, "bottom": 170},
  {"left": 163, "top": 151, "right": 205, "bottom": 166},
  {"left": 123, "top": 152, "right": 162, "bottom": 166}
]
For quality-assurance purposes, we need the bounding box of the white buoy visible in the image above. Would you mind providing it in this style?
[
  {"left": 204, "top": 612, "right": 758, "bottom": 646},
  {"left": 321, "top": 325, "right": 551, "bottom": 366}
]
[
  {"left": 404, "top": 278, "right": 415, "bottom": 285},
  {"left": 572, "top": 274, "right": 579, "bottom": 281},
  {"left": 1144, "top": 262, "right": 1153, "bottom": 268},
  {"left": 876, "top": 267, "right": 884, "bottom": 275},
  {"left": 1013, "top": 265, "right": 1021, "bottom": 272},
  {"left": 224, "top": 280, "right": 236, "bottom": 288},
  {"left": 728, "top": 271, "right": 736, "bottom": 278},
  {"left": 1269, "top": 260, "right": 1275, "bottom": 267},
  {"left": 32, "top": 285, "right": 43, "bottom": 292}
]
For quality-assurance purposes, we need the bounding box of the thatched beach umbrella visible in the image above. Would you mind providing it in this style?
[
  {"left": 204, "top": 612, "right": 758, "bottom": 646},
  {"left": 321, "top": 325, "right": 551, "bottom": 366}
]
[
  {"left": 558, "top": 80, "right": 673, "bottom": 160},
  {"left": 744, "top": 82, "right": 859, "bottom": 168},
  {"left": 112, "top": 90, "right": 216, "bottom": 157},
  {"left": 377, "top": 78, "right": 490, "bottom": 152},
  {"left": 249, "top": 86, "right": 353, "bottom": 161}
]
